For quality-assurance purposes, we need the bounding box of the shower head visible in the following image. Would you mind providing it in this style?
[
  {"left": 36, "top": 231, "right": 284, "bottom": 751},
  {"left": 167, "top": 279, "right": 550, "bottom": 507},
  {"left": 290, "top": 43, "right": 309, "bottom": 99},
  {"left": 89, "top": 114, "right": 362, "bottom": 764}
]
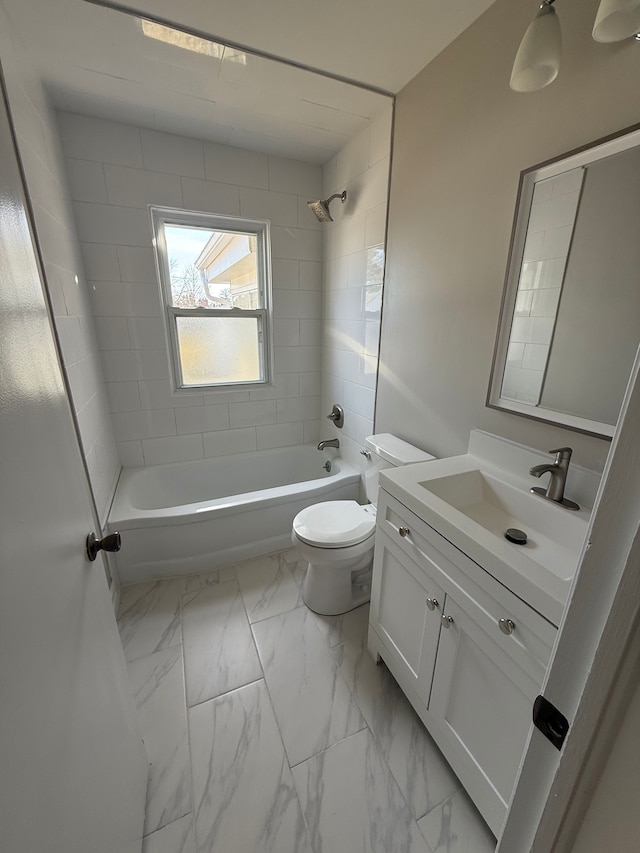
[{"left": 307, "top": 190, "right": 347, "bottom": 222}]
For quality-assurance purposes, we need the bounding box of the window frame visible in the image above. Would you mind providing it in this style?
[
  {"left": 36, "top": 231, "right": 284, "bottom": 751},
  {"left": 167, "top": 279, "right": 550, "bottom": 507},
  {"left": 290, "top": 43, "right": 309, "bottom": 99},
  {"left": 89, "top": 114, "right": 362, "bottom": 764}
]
[{"left": 150, "top": 206, "right": 273, "bottom": 392}]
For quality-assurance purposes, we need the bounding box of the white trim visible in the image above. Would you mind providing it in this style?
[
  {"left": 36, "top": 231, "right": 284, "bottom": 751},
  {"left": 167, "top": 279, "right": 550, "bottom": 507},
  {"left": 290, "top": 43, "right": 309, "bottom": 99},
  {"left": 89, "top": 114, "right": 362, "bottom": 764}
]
[{"left": 150, "top": 205, "right": 273, "bottom": 391}]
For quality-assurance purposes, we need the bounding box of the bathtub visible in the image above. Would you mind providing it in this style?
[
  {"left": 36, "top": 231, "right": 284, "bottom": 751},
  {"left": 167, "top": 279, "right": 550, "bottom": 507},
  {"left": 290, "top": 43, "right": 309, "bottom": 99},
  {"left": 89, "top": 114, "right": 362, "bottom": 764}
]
[{"left": 108, "top": 445, "right": 360, "bottom": 584}]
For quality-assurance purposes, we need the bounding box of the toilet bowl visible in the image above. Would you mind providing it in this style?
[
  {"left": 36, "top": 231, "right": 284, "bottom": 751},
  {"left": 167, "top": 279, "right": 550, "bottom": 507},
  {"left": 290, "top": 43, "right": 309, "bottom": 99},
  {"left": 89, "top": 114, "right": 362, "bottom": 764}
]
[{"left": 292, "top": 434, "right": 435, "bottom": 615}]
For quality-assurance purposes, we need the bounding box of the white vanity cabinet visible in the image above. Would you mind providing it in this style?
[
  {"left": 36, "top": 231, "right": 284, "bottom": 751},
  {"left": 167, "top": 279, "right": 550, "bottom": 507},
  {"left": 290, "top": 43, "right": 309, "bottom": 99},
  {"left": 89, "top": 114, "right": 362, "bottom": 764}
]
[{"left": 368, "top": 489, "right": 557, "bottom": 836}]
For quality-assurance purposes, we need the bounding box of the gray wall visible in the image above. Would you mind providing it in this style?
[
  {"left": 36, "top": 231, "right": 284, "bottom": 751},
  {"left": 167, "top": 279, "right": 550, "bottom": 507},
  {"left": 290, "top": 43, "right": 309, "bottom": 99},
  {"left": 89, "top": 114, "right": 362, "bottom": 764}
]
[
  {"left": 377, "top": 0, "right": 640, "bottom": 473},
  {"left": 541, "top": 147, "right": 640, "bottom": 424},
  {"left": 570, "top": 661, "right": 640, "bottom": 851}
]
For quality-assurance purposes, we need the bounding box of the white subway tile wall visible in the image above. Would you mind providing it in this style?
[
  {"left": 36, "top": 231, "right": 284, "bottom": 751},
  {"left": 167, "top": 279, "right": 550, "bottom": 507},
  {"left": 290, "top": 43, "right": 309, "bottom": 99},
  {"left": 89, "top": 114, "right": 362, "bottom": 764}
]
[
  {"left": 57, "top": 112, "right": 324, "bottom": 467},
  {"left": 319, "top": 107, "right": 392, "bottom": 466},
  {"left": 502, "top": 168, "right": 583, "bottom": 405},
  {"left": 1, "top": 43, "right": 120, "bottom": 523}
]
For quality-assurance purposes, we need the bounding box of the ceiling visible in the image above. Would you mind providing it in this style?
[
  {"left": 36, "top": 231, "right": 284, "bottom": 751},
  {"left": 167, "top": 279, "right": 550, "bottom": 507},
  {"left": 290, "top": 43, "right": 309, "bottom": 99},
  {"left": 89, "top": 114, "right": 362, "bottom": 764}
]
[
  {"left": 3, "top": 0, "right": 496, "bottom": 164},
  {"left": 104, "top": 0, "right": 497, "bottom": 93}
]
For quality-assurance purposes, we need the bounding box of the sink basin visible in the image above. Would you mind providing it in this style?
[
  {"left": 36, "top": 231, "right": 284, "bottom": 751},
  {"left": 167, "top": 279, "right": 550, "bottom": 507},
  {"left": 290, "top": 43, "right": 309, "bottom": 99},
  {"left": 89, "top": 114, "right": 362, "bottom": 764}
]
[
  {"left": 379, "top": 453, "right": 591, "bottom": 625},
  {"left": 419, "top": 469, "right": 586, "bottom": 582}
]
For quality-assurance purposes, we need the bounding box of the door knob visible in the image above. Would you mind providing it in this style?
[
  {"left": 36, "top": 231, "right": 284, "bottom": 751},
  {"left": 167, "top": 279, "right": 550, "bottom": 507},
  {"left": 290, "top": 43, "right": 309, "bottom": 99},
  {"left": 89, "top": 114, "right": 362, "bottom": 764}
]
[
  {"left": 499, "top": 618, "right": 516, "bottom": 635},
  {"left": 86, "top": 531, "right": 121, "bottom": 562},
  {"left": 426, "top": 597, "right": 439, "bottom": 611},
  {"left": 398, "top": 526, "right": 410, "bottom": 537},
  {"left": 441, "top": 614, "right": 454, "bottom": 628}
]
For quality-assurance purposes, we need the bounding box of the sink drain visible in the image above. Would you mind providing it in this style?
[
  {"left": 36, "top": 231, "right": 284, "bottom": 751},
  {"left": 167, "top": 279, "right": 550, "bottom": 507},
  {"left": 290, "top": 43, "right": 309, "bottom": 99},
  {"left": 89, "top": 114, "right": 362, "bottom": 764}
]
[{"left": 505, "top": 528, "right": 528, "bottom": 545}]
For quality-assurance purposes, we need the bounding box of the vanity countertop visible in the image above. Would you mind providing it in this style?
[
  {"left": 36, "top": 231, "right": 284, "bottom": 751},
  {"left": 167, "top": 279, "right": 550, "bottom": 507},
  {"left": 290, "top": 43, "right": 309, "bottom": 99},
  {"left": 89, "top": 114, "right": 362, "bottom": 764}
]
[{"left": 380, "top": 453, "right": 592, "bottom": 626}]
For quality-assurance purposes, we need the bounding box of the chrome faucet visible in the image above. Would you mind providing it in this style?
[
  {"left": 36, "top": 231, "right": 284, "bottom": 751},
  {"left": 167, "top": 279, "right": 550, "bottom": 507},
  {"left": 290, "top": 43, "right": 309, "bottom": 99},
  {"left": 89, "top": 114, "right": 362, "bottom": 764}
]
[
  {"left": 317, "top": 438, "right": 339, "bottom": 451},
  {"left": 529, "top": 447, "right": 580, "bottom": 510}
]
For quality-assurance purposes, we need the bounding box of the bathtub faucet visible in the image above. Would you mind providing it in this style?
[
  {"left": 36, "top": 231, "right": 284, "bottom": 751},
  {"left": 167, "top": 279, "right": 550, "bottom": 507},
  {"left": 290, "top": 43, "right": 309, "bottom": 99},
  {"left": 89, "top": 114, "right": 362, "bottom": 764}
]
[{"left": 317, "top": 439, "right": 340, "bottom": 451}]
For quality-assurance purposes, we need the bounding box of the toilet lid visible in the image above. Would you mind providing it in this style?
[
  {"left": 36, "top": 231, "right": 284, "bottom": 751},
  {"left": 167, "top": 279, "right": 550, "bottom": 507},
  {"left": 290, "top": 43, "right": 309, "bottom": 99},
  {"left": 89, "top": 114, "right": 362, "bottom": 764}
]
[{"left": 293, "top": 501, "right": 376, "bottom": 548}]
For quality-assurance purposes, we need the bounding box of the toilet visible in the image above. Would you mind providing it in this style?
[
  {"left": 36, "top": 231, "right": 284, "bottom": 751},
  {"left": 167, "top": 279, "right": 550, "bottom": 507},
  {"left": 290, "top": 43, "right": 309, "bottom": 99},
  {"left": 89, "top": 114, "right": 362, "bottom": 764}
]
[{"left": 291, "top": 433, "right": 435, "bottom": 615}]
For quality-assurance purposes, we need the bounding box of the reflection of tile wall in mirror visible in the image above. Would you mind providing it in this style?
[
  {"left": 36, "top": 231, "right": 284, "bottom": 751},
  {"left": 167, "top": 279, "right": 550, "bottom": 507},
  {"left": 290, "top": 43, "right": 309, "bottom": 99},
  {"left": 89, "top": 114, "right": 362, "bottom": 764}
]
[{"left": 502, "top": 167, "right": 584, "bottom": 405}]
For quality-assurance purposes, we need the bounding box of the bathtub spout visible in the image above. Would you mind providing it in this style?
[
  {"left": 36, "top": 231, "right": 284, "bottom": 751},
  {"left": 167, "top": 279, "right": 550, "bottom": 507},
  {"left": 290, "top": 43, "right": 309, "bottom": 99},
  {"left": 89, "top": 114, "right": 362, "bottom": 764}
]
[{"left": 318, "top": 439, "right": 340, "bottom": 451}]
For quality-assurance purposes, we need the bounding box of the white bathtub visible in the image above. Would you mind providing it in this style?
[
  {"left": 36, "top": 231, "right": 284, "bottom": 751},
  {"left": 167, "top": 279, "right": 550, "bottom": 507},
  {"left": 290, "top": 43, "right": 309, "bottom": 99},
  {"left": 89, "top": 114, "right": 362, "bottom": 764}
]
[{"left": 108, "top": 445, "right": 360, "bottom": 584}]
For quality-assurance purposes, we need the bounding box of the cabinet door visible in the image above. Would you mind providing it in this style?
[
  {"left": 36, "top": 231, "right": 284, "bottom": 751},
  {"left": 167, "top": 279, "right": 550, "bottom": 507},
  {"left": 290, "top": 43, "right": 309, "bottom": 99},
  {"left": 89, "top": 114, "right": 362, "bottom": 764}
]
[
  {"left": 429, "top": 592, "right": 545, "bottom": 835},
  {"left": 370, "top": 530, "right": 445, "bottom": 706}
]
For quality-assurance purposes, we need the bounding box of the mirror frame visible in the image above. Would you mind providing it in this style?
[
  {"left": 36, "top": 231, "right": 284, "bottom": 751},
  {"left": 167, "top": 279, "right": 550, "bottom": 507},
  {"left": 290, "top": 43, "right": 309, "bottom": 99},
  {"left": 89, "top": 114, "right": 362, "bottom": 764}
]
[{"left": 487, "top": 122, "right": 640, "bottom": 441}]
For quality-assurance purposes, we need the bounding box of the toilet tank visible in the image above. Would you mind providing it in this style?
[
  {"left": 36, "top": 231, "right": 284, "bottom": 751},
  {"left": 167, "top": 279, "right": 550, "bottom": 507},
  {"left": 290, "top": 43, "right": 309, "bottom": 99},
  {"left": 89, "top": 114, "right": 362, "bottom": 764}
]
[{"left": 363, "top": 433, "right": 435, "bottom": 504}]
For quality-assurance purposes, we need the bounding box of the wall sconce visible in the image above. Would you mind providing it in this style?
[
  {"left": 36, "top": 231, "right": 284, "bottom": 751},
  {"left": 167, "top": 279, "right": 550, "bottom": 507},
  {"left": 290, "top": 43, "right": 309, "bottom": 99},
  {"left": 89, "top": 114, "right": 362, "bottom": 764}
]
[{"left": 510, "top": 0, "right": 640, "bottom": 93}]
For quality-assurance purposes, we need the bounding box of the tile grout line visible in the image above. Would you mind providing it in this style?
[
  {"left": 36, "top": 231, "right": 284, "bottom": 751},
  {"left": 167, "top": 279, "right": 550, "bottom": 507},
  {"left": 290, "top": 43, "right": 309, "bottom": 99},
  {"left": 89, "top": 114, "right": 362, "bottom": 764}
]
[
  {"left": 248, "top": 625, "right": 315, "bottom": 846},
  {"left": 244, "top": 559, "right": 300, "bottom": 770},
  {"left": 178, "top": 569, "right": 213, "bottom": 853},
  {"left": 185, "top": 675, "right": 267, "bottom": 711},
  {"left": 287, "top": 724, "right": 370, "bottom": 770},
  {"left": 250, "top": 590, "right": 370, "bottom": 770},
  {"left": 131, "top": 551, "right": 473, "bottom": 852},
  {"left": 328, "top": 625, "right": 436, "bottom": 833}
]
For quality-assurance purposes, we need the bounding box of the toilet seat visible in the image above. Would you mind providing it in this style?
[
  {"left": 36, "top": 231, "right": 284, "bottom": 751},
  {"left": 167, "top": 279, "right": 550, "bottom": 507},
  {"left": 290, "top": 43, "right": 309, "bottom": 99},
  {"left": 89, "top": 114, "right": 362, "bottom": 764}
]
[{"left": 293, "top": 500, "right": 376, "bottom": 548}]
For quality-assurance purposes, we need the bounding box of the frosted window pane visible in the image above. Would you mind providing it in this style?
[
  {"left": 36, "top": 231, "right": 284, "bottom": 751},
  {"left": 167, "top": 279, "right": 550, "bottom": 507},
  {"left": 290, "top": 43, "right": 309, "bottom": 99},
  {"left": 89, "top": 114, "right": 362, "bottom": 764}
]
[{"left": 176, "top": 316, "right": 261, "bottom": 385}]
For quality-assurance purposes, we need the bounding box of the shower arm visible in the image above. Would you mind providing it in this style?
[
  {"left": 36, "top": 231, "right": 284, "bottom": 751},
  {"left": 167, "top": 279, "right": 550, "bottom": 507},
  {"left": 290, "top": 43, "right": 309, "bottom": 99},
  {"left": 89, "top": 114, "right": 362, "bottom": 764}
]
[{"left": 326, "top": 191, "right": 347, "bottom": 205}]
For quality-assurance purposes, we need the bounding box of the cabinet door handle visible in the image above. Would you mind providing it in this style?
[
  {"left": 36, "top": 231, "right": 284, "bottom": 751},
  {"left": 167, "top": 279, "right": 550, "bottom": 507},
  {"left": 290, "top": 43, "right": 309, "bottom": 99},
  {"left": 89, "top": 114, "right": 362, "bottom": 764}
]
[
  {"left": 398, "top": 526, "right": 410, "bottom": 538},
  {"left": 426, "top": 597, "right": 439, "bottom": 611},
  {"left": 499, "top": 618, "right": 516, "bottom": 635},
  {"left": 441, "top": 614, "right": 454, "bottom": 628}
]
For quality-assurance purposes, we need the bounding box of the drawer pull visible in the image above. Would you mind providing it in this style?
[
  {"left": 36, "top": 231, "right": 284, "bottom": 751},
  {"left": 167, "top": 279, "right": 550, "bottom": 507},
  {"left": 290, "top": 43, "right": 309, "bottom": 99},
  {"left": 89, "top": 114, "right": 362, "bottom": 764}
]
[
  {"left": 499, "top": 618, "right": 516, "bottom": 635},
  {"left": 426, "top": 597, "right": 439, "bottom": 611},
  {"left": 398, "top": 526, "right": 410, "bottom": 538},
  {"left": 441, "top": 614, "right": 454, "bottom": 628}
]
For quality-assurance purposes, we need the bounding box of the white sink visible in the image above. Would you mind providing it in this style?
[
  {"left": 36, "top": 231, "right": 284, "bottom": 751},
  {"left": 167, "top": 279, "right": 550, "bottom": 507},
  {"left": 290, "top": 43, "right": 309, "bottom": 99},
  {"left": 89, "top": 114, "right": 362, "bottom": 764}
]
[
  {"left": 419, "top": 469, "right": 586, "bottom": 582},
  {"left": 379, "top": 454, "right": 591, "bottom": 625}
]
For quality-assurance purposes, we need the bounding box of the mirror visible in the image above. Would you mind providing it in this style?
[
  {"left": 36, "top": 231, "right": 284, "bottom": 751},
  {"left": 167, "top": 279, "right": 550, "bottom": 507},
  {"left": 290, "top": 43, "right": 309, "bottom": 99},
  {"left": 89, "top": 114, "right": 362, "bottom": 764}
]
[{"left": 488, "top": 125, "right": 640, "bottom": 439}]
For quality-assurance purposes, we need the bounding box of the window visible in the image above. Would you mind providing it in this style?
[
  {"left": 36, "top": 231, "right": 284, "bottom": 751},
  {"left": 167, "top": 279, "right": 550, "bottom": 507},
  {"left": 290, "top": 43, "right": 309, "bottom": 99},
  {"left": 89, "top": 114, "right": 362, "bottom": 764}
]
[{"left": 151, "top": 207, "right": 272, "bottom": 389}]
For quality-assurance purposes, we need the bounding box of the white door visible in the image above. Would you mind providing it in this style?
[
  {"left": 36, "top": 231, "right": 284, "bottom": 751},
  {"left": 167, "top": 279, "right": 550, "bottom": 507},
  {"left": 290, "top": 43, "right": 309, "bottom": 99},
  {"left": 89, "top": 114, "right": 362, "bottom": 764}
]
[
  {"left": 0, "top": 84, "right": 148, "bottom": 852},
  {"left": 497, "top": 351, "right": 640, "bottom": 849}
]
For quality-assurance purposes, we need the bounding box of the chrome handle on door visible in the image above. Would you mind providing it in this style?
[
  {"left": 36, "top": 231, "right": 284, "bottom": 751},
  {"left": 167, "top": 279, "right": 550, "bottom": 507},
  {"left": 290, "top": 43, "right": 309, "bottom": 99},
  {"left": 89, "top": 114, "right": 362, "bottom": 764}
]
[
  {"left": 499, "top": 618, "right": 516, "bottom": 635},
  {"left": 441, "top": 614, "right": 454, "bottom": 628},
  {"left": 398, "top": 526, "right": 410, "bottom": 538},
  {"left": 426, "top": 597, "right": 439, "bottom": 611},
  {"left": 86, "top": 531, "right": 121, "bottom": 562}
]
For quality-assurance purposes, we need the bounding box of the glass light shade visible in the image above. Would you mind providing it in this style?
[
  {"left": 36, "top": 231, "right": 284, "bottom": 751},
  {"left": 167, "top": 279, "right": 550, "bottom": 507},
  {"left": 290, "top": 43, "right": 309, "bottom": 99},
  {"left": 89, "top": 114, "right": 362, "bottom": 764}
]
[
  {"left": 510, "top": 4, "right": 562, "bottom": 93},
  {"left": 593, "top": 0, "right": 640, "bottom": 42}
]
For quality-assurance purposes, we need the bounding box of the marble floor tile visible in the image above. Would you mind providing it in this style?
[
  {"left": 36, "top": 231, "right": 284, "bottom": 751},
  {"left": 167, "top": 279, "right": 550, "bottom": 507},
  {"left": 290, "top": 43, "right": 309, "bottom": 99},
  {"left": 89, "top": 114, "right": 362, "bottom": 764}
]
[
  {"left": 142, "top": 814, "right": 195, "bottom": 853},
  {"left": 310, "top": 601, "right": 371, "bottom": 649},
  {"left": 118, "top": 578, "right": 183, "bottom": 662},
  {"left": 182, "top": 580, "right": 262, "bottom": 707},
  {"left": 235, "top": 552, "right": 303, "bottom": 623},
  {"left": 127, "top": 647, "right": 192, "bottom": 835},
  {"left": 181, "top": 565, "right": 237, "bottom": 594},
  {"left": 334, "top": 640, "right": 460, "bottom": 819},
  {"left": 252, "top": 606, "right": 366, "bottom": 766},
  {"left": 417, "top": 790, "right": 496, "bottom": 853},
  {"left": 189, "top": 680, "right": 311, "bottom": 853},
  {"left": 292, "top": 728, "right": 431, "bottom": 853},
  {"left": 280, "top": 547, "right": 309, "bottom": 587}
]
